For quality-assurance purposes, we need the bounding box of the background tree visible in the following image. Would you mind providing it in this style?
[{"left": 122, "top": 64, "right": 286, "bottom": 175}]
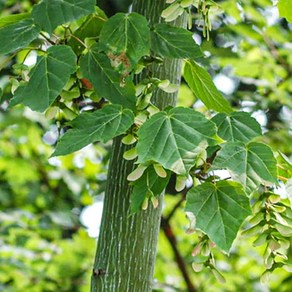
[{"left": 0, "top": 0, "right": 291, "bottom": 291}]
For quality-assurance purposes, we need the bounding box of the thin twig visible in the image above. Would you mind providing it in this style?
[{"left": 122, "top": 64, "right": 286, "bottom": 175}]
[{"left": 161, "top": 217, "right": 197, "bottom": 292}]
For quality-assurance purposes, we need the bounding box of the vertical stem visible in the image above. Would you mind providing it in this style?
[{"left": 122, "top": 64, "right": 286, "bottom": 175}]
[{"left": 91, "top": 1, "right": 187, "bottom": 291}]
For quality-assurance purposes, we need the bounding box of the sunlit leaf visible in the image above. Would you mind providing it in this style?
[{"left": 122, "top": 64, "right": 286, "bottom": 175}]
[
  {"left": 184, "top": 60, "right": 233, "bottom": 113},
  {"left": 185, "top": 181, "right": 251, "bottom": 252},
  {"left": 211, "top": 112, "right": 262, "bottom": 142},
  {"left": 79, "top": 44, "right": 136, "bottom": 109},
  {"left": 11, "top": 45, "right": 76, "bottom": 112},
  {"left": 52, "top": 104, "right": 134, "bottom": 156},
  {"left": 32, "top": 0, "right": 95, "bottom": 34},
  {"left": 136, "top": 107, "right": 217, "bottom": 175},
  {"left": 151, "top": 23, "right": 203, "bottom": 58},
  {"left": 212, "top": 142, "right": 278, "bottom": 193},
  {"left": 0, "top": 19, "right": 40, "bottom": 55}
]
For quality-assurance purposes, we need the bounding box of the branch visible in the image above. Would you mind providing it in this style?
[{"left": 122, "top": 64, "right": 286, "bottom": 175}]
[{"left": 161, "top": 216, "right": 197, "bottom": 292}]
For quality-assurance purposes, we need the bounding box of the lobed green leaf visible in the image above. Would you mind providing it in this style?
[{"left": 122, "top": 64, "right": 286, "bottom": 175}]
[
  {"left": 136, "top": 107, "right": 217, "bottom": 175},
  {"left": 99, "top": 12, "right": 150, "bottom": 68},
  {"left": 0, "top": 19, "right": 40, "bottom": 55},
  {"left": 10, "top": 45, "right": 77, "bottom": 112},
  {"left": 0, "top": 13, "right": 30, "bottom": 28},
  {"left": 68, "top": 8, "right": 107, "bottom": 55},
  {"left": 212, "top": 142, "right": 278, "bottom": 194},
  {"left": 185, "top": 180, "right": 251, "bottom": 252},
  {"left": 32, "top": 0, "right": 95, "bottom": 34},
  {"left": 79, "top": 45, "right": 136, "bottom": 109},
  {"left": 184, "top": 60, "right": 233, "bottom": 114},
  {"left": 151, "top": 23, "right": 203, "bottom": 59},
  {"left": 52, "top": 104, "right": 135, "bottom": 156},
  {"left": 211, "top": 111, "right": 262, "bottom": 142}
]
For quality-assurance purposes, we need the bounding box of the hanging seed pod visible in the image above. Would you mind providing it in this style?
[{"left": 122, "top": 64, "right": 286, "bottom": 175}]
[
  {"left": 122, "top": 134, "right": 137, "bottom": 145},
  {"left": 153, "top": 164, "right": 167, "bottom": 178},
  {"left": 192, "top": 262, "right": 204, "bottom": 272},
  {"left": 127, "top": 164, "right": 147, "bottom": 181},
  {"left": 180, "top": 0, "right": 194, "bottom": 8},
  {"left": 123, "top": 148, "right": 138, "bottom": 161}
]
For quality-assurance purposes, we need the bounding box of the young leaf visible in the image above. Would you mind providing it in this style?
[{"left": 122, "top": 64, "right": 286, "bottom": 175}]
[
  {"left": 130, "top": 166, "right": 170, "bottom": 214},
  {"left": 0, "top": 19, "right": 40, "bottom": 55},
  {"left": 32, "top": 0, "right": 95, "bottom": 34},
  {"left": 212, "top": 142, "right": 278, "bottom": 194},
  {"left": 211, "top": 112, "right": 262, "bottom": 142},
  {"left": 79, "top": 45, "right": 136, "bottom": 109},
  {"left": 184, "top": 60, "right": 233, "bottom": 114},
  {"left": 185, "top": 181, "right": 251, "bottom": 252},
  {"left": 136, "top": 107, "right": 217, "bottom": 175},
  {"left": 151, "top": 23, "right": 203, "bottom": 59},
  {"left": 10, "top": 45, "right": 76, "bottom": 112},
  {"left": 99, "top": 13, "right": 150, "bottom": 67},
  {"left": 52, "top": 104, "right": 134, "bottom": 156}
]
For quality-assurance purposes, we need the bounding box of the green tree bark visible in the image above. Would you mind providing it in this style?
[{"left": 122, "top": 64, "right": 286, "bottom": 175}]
[{"left": 91, "top": 1, "right": 187, "bottom": 291}]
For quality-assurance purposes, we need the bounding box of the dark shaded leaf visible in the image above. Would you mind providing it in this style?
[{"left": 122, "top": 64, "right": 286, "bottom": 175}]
[
  {"left": 0, "top": 19, "right": 40, "bottom": 55},
  {"left": 185, "top": 181, "right": 251, "bottom": 252},
  {"left": 151, "top": 23, "right": 203, "bottom": 58},
  {"left": 11, "top": 46, "right": 76, "bottom": 112},
  {"left": 32, "top": 0, "right": 95, "bottom": 34},
  {"left": 212, "top": 142, "right": 278, "bottom": 193},
  {"left": 79, "top": 45, "right": 136, "bottom": 109},
  {"left": 52, "top": 105, "right": 134, "bottom": 156}
]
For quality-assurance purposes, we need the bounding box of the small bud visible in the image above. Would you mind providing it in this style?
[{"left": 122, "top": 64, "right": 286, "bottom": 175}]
[
  {"left": 260, "top": 270, "right": 271, "bottom": 285},
  {"left": 146, "top": 105, "right": 160, "bottom": 116},
  {"left": 175, "top": 175, "right": 187, "bottom": 192},
  {"left": 192, "top": 243, "right": 202, "bottom": 257},
  {"left": 264, "top": 255, "right": 274, "bottom": 269},
  {"left": 273, "top": 212, "right": 288, "bottom": 226},
  {"left": 241, "top": 224, "right": 264, "bottom": 237},
  {"left": 142, "top": 197, "right": 149, "bottom": 210},
  {"left": 248, "top": 211, "right": 264, "bottom": 226},
  {"left": 161, "top": 3, "right": 180, "bottom": 18},
  {"left": 269, "top": 194, "right": 281, "bottom": 204},
  {"left": 253, "top": 233, "right": 268, "bottom": 247},
  {"left": 201, "top": 243, "right": 210, "bottom": 257},
  {"left": 211, "top": 268, "right": 226, "bottom": 284},
  {"left": 153, "top": 164, "right": 167, "bottom": 178},
  {"left": 151, "top": 196, "right": 159, "bottom": 209},
  {"left": 45, "top": 106, "right": 59, "bottom": 119},
  {"left": 275, "top": 223, "right": 292, "bottom": 236},
  {"left": 180, "top": 0, "right": 194, "bottom": 8},
  {"left": 134, "top": 112, "right": 148, "bottom": 126},
  {"left": 192, "top": 262, "right": 204, "bottom": 272},
  {"left": 127, "top": 165, "right": 147, "bottom": 181},
  {"left": 123, "top": 148, "right": 138, "bottom": 161},
  {"left": 122, "top": 134, "right": 137, "bottom": 145}
]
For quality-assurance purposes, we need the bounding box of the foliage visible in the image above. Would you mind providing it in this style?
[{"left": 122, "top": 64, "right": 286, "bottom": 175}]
[{"left": 0, "top": 0, "right": 291, "bottom": 290}]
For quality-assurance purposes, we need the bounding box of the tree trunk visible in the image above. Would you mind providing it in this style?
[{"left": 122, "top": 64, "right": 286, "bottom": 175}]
[{"left": 91, "top": 1, "right": 187, "bottom": 291}]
